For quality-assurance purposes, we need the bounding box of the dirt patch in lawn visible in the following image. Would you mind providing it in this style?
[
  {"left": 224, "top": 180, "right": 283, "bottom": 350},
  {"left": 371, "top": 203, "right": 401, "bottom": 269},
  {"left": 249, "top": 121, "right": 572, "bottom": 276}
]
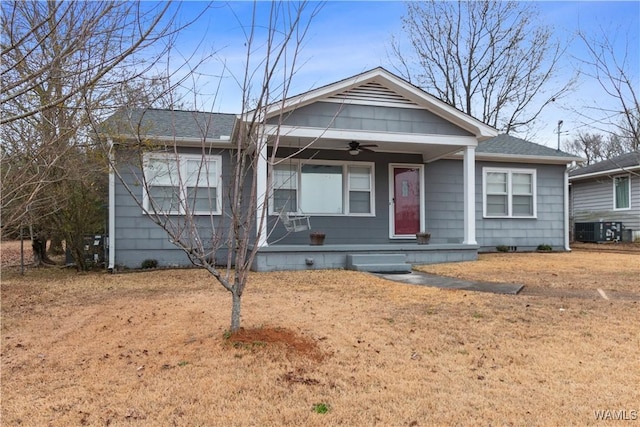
[
  {"left": 2, "top": 243, "right": 639, "bottom": 426},
  {"left": 226, "top": 327, "right": 325, "bottom": 362}
]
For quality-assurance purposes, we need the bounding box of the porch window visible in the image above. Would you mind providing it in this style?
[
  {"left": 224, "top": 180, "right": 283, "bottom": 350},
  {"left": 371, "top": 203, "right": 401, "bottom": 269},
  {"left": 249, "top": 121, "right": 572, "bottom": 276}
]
[
  {"left": 273, "top": 164, "right": 297, "bottom": 212},
  {"left": 143, "top": 153, "right": 221, "bottom": 215},
  {"left": 271, "top": 160, "right": 374, "bottom": 215},
  {"left": 614, "top": 175, "right": 630, "bottom": 210},
  {"left": 348, "top": 166, "right": 372, "bottom": 214},
  {"left": 483, "top": 168, "right": 536, "bottom": 218}
]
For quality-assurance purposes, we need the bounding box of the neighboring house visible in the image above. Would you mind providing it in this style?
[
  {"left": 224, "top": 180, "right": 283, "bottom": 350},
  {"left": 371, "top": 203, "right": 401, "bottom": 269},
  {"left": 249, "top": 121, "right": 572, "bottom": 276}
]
[
  {"left": 105, "top": 67, "right": 582, "bottom": 272},
  {"left": 569, "top": 151, "right": 640, "bottom": 241}
]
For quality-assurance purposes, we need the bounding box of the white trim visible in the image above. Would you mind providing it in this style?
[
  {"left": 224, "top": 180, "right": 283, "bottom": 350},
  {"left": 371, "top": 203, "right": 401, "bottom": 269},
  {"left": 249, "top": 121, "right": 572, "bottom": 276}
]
[
  {"left": 564, "top": 166, "right": 571, "bottom": 251},
  {"left": 107, "top": 134, "right": 234, "bottom": 148},
  {"left": 447, "top": 151, "right": 584, "bottom": 165},
  {"left": 388, "top": 163, "right": 425, "bottom": 239},
  {"left": 142, "top": 152, "right": 222, "bottom": 216},
  {"left": 570, "top": 166, "right": 640, "bottom": 181},
  {"left": 270, "top": 159, "right": 375, "bottom": 217},
  {"left": 482, "top": 167, "right": 538, "bottom": 219},
  {"left": 613, "top": 174, "right": 631, "bottom": 211},
  {"left": 264, "top": 124, "right": 479, "bottom": 146},
  {"left": 474, "top": 152, "right": 583, "bottom": 165},
  {"left": 463, "top": 146, "right": 477, "bottom": 245},
  {"left": 108, "top": 139, "right": 116, "bottom": 271}
]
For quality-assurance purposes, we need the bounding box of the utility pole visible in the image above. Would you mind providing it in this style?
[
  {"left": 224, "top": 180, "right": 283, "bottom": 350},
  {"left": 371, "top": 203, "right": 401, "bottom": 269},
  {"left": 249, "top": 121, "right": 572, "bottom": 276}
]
[{"left": 556, "top": 120, "right": 563, "bottom": 151}]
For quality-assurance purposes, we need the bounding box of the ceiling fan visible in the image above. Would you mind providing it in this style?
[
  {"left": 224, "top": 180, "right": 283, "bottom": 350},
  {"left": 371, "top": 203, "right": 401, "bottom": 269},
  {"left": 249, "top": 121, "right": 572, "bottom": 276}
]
[{"left": 347, "top": 140, "right": 378, "bottom": 155}]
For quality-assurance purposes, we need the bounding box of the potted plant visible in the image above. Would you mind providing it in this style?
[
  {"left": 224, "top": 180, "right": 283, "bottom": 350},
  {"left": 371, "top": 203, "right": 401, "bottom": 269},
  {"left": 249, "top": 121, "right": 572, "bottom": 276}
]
[
  {"left": 416, "top": 231, "right": 431, "bottom": 245},
  {"left": 309, "top": 231, "right": 326, "bottom": 246}
]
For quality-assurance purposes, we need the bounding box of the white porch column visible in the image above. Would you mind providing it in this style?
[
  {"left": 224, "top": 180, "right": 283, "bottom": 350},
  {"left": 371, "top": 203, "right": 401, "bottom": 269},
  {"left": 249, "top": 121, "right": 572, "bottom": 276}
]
[
  {"left": 255, "top": 138, "right": 269, "bottom": 247},
  {"left": 108, "top": 139, "right": 116, "bottom": 271},
  {"left": 463, "top": 145, "right": 477, "bottom": 245}
]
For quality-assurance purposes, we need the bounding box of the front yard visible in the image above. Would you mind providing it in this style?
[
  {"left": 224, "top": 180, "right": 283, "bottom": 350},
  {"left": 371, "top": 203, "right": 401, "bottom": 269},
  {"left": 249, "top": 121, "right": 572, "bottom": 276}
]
[{"left": 1, "top": 248, "right": 639, "bottom": 426}]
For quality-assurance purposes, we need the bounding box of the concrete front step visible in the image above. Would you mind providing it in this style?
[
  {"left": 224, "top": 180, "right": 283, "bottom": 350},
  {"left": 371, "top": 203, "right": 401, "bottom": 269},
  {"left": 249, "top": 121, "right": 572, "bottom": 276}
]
[{"left": 346, "top": 254, "right": 411, "bottom": 273}]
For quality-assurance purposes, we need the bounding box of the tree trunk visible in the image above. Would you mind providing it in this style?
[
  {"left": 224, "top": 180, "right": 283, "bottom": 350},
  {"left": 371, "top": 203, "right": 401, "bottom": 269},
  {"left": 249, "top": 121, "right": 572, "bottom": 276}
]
[
  {"left": 32, "top": 231, "right": 56, "bottom": 266},
  {"left": 32, "top": 234, "right": 47, "bottom": 266},
  {"left": 230, "top": 290, "right": 242, "bottom": 333}
]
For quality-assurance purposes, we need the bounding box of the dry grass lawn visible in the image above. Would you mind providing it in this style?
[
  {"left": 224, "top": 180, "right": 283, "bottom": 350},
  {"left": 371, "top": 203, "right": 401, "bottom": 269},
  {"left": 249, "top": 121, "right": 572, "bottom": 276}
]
[{"left": 1, "top": 244, "right": 639, "bottom": 426}]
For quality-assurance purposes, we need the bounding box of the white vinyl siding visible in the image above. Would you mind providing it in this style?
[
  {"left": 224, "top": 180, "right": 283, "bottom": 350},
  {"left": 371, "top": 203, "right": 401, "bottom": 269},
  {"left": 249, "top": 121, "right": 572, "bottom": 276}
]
[
  {"left": 143, "top": 153, "right": 222, "bottom": 215},
  {"left": 483, "top": 167, "right": 537, "bottom": 218},
  {"left": 271, "top": 160, "right": 374, "bottom": 216}
]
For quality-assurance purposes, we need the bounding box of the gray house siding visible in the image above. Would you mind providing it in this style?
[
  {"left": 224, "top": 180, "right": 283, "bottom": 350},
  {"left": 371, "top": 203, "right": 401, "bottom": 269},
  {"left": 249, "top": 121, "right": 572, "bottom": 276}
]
[
  {"left": 270, "top": 102, "right": 473, "bottom": 136},
  {"left": 113, "top": 147, "right": 570, "bottom": 269},
  {"left": 476, "top": 162, "right": 567, "bottom": 250},
  {"left": 424, "top": 160, "right": 465, "bottom": 243},
  {"left": 425, "top": 160, "right": 567, "bottom": 251},
  {"left": 571, "top": 174, "right": 640, "bottom": 235},
  {"left": 113, "top": 147, "right": 244, "bottom": 269}
]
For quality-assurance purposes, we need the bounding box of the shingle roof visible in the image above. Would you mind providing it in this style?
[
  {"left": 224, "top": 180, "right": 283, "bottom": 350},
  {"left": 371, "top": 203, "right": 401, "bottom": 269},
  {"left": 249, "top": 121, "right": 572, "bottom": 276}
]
[
  {"left": 569, "top": 150, "right": 640, "bottom": 177},
  {"left": 477, "top": 134, "right": 578, "bottom": 159},
  {"left": 102, "top": 109, "right": 236, "bottom": 140}
]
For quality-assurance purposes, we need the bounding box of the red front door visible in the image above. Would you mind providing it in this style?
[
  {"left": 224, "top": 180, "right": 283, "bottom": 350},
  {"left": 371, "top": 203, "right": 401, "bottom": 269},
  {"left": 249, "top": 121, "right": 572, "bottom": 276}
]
[{"left": 393, "top": 167, "right": 420, "bottom": 236}]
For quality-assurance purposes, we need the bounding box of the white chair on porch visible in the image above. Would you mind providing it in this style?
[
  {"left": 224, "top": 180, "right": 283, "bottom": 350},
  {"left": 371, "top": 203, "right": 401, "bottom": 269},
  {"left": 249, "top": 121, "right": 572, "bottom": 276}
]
[{"left": 278, "top": 209, "right": 311, "bottom": 233}]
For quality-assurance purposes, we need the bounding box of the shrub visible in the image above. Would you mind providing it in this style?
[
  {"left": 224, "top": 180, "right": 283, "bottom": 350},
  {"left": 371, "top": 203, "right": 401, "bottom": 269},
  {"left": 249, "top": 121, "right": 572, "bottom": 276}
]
[
  {"left": 141, "top": 259, "right": 158, "bottom": 269},
  {"left": 496, "top": 245, "right": 509, "bottom": 252},
  {"left": 537, "top": 244, "right": 553, "bottom": 252}
]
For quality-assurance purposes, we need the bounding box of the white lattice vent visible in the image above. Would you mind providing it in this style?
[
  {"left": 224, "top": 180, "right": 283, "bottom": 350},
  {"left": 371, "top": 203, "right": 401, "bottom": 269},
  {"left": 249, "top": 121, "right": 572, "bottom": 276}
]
[{"left": 329, "top": 81, "right": 418, "bottom": 106}]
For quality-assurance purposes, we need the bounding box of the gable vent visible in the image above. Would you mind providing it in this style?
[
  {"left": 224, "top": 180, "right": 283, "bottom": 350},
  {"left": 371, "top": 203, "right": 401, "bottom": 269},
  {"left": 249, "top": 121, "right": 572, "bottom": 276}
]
[{"left": 328, "top": 82, "right": 418, "bottom": 107}]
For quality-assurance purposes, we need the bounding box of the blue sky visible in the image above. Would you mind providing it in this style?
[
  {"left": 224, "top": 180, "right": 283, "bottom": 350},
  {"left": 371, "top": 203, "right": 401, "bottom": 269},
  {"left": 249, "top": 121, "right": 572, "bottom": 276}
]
[{"left": 171, "top": 1, "right": 639, "bottom": 148}]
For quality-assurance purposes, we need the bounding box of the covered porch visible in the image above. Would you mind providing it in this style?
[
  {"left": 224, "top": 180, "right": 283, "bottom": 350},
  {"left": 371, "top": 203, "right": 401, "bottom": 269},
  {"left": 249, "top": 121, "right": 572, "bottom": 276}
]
[{"left": 248, "top": 68, "right": 497, "bottom": 271}]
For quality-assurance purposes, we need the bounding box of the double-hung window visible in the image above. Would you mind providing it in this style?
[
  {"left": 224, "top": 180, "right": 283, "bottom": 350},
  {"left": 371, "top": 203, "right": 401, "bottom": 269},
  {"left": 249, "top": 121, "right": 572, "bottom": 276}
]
[
  {"left": 483, "top": 168, "right": 536, "bottom": 218},
  {"left": 614, "top": 175, "right": 630, "bottom": 210},
  {"left": 143, "top": 153, "right": 222, "bottom": 215},
  {"left": 271, "top": 160, "right": 374, "bottom": 216}
]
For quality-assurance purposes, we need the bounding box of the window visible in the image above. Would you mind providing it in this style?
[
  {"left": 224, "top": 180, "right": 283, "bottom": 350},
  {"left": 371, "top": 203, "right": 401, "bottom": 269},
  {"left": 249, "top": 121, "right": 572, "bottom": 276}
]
[
  {"left": 272, "top": 164, "right": 297, "bottom": 213},
  {"left": 143, "top": 153, "right": 221, "bottom": 215},
  {"left": 483, "top": 168, "right": 536, "bottom": 218},
  {"left": 348, "top": 166, "right": 372, "bottom": 214},
  {"left": 614, "top": 175, "right": 630, "bottom": 210},
  {"left": 271, "top": 160, "right": 374, "bottom": 215}
]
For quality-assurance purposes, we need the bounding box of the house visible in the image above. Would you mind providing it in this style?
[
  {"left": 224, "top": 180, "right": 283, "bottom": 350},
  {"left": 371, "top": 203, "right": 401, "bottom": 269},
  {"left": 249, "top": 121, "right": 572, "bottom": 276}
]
[
  {"left": 105, "top": 68, "right": 582, "bottom": 272},
  {"left": 569, "top": 151, "right": 640, "bottom": 242}
]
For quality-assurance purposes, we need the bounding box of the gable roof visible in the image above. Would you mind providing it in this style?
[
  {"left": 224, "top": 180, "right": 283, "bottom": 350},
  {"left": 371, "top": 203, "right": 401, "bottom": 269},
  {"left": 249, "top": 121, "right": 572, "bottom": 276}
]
[
  {"left": 476, "top": 134, "right": 584, "bottom": 164},
  {"left": 102, "top": 109, "right": 236, "bottom": 142},
  {"left": 569, "top": 150, "right": 640, "bottom": 179},
  {"left": 256, "top": 67, "right": 497, "bottom": 141}
]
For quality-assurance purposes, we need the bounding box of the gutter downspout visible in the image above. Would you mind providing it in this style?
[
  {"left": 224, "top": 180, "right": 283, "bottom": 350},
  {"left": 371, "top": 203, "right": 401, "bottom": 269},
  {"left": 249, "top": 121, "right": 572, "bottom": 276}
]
[
  {"left": 564, "top": 164, "right": 571, "bottom": 252},
  {"left": 108, "top": 139, "right": 116, "bottom": 271}
]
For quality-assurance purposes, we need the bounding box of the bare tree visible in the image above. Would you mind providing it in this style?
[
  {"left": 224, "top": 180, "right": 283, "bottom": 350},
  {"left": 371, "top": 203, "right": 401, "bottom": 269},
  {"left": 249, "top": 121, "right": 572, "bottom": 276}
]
[
  {"left": 575, "top": 26, "right": 640, "bottom": 151},
  {"left": 102, "top": 1, "right": 321, "bottom": 332},
  {"left": 0, "top": 1, "right": 204, "bottom": 264},
  {"left": 388, "top": 0, "right": 573, "bottom": 134},
  {"left": 0, "top": 1, "right": 178, "bottom": 125},
  {"left": 564, "top": 131, "right": 631, "bottom": 166}
]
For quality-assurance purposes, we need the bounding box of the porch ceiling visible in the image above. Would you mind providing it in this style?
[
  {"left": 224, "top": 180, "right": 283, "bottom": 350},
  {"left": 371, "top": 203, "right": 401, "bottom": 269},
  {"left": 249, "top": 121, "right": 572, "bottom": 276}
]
[{"left": 273, "top": 134, "right": 469, "bottom": 163}]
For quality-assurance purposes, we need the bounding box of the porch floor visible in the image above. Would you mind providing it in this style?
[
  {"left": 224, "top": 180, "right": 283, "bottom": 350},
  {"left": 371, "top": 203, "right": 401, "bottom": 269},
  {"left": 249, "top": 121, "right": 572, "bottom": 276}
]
[{"left": 251, "top": 243, "right": 479, "bottom": 272}]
